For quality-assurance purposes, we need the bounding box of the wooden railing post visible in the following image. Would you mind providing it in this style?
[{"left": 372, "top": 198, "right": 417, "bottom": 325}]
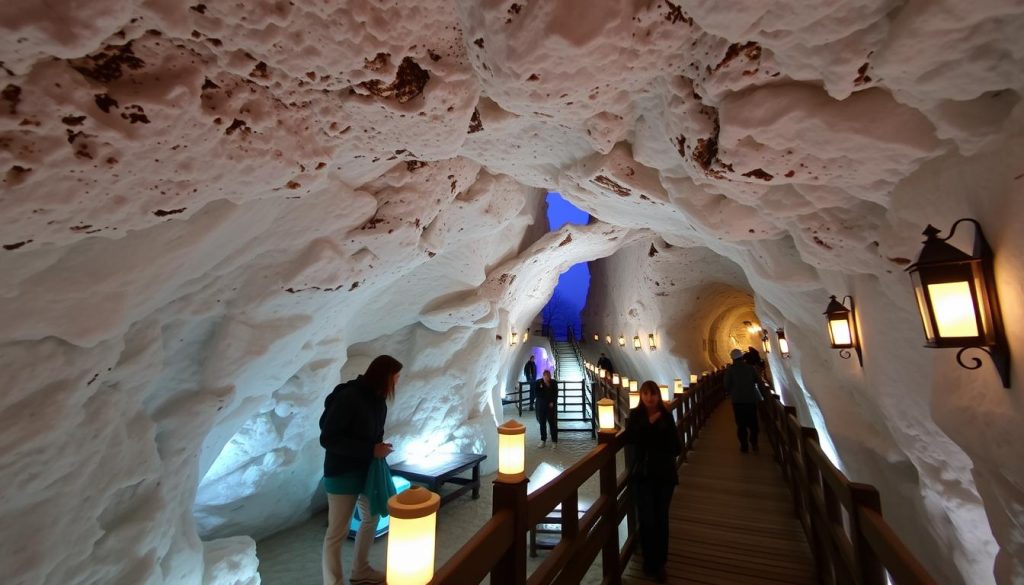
[
  {"left": 491, "top": 478, "right": 528, "bottom": 585},
  {"left": 802, "top": 427, "right": 832, "bottom": 584},
  {"left": 850, "top": 483, "right": 886, "bottom": 585},
  {"left": 598, "top": 433, "right": 622, "bottom": 585}
]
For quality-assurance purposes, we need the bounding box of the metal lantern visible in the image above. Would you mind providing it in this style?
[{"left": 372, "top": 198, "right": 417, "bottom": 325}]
[
  {"left": 633, "top": 335, "right": 642, "bottom": 350},
  {"left": 648, "top": 333, "right": 657, "bottom": 351},
  {"left": 612, "top": 373, "right": 620, "bottom": 386},
  {"left": 593, "top": 333, "right": 599, "bottom": 342},
  {"left": 906, "top": 220, "right": 1010, "bottom": 387},
  {"left": 618, "top": 334, "right": 626, "bottom": 347},
  {"left": 386, "top": 487, "right": 441, "bottom": 585},
  {"left": 509, "top": 332, "right": 518, "bottom": 346},
  {"left": 674, "top": 378, "right": 684, "bottom": 396},
  {"left": 824, "top": 295, "right": 862, "bottom": 366},
  {"left": 605, "top": 334, "right": 612, "bottom": 344},
  {"left": 777, "top": 329, "right": 790, "bottom": 357},
  {"left": 761, "top": 334, "right": 771, "bottom": 354},
  {"left": 621, "top": 375, "right": 630, "bottom": 389},
  {"left": 523, "top": 331, "right": 529, "bottom": 343},
  {"left": 597, "top": 398, "right": 616, "bottom": 432},
  {"left": 496, "top": 420, "right": 526, "bottom": 482},
  {"left": 689, "top": 374, "right": 698, "bottom": 385},
  {"left": 628, "top": 379, "right": 638, "bottom": 393}
]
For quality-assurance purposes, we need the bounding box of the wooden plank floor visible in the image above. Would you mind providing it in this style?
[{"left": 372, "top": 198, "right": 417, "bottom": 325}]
[{"left": 623, "top": 404, "right": 817, "bottom": 585}]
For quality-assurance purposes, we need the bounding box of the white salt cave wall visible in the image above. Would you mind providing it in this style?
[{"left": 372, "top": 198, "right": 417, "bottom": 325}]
[{"left": 2, "top": 1, "right": 1024, "bottom": 584}]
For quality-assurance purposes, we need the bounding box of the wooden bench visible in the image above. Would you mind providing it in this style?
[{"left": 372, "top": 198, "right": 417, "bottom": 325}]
[{"left": 390, "top": 452, "right": 487, "bottom": 507}]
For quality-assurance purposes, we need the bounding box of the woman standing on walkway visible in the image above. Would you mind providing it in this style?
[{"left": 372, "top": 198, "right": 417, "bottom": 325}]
[
  {"left": 627, "top": 380, "right": 681, "bottom": 583},
  {"left": 534, "top": 369, "right": 559, "bottom": 449},
  {"left": 319, "top": 355, "right": 402, "bottom": 585}
]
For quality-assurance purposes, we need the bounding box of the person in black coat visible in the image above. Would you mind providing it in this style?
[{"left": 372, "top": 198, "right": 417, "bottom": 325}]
[
  {"left": 523, "top": 355, "right": 538, "bottom": 410},
  {"left": 626, "top": 380, "right": 682, "bottom": 583},
  {"left": 597, "top": 352, "right": 614, "bottom": 373},
  {"left": 319, "top": 355, "right": 402, "bottom": 585},
  {"left": 534, "top": 369, "right": 559, "bottom": 449}
]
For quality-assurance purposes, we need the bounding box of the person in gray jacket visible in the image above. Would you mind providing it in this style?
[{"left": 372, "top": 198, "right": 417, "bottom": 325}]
[{"left": 724, "top": 348, "right": 764, "bottom": 453}]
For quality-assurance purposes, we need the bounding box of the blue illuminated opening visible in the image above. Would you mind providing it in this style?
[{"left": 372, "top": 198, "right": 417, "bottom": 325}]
[{"left": 543, "top": 193, "right": 590, "bottom": 341}]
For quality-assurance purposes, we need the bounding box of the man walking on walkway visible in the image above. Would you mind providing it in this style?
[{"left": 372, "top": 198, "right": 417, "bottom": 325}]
[
  {"left": 523, "top": 355, "right": 537, "bottom": 411},
  {"left": 724, "top": 348, "right": 763, "bottom": 453}
]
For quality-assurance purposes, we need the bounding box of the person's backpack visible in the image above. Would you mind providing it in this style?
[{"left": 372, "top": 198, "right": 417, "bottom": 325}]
[{"left": 319, "top": 382, "right": 349, "bottom": 448}]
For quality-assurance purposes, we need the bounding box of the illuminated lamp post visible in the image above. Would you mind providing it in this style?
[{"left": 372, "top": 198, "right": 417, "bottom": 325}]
[
  {"left": 496, "top": 420, "right": 526, "bottom": 482},
  {"left": 674, "top": 378, "right": 684, "bottom": 396},
  {"left": 386, "top": 487, "right": 441, "bottom": 585},
  {"left": 824, "top": 295, "right": 862, "bottom": 366},
  {"left": 689, "top": 374, "right": 698, "bottom": 385},
  {"left": 906, "top": 220, "right": 1010, "bottom": 388},
  {"left": 597, "top": 398, "right": 616, "bottom": 432}
]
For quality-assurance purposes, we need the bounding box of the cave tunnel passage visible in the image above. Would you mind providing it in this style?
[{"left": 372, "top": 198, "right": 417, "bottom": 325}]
[{"left": 542, "top": 192, "right": 590, "bottom": 341}]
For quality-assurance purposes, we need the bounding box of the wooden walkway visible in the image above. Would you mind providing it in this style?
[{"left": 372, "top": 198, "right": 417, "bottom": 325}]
[{"left": 623, "top": 403, "right": 817, "bottom": 585}]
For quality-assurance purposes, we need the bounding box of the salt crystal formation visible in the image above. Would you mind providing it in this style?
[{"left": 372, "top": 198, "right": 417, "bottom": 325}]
[{"left": 1, "top": 1, "right": 1022, "bottom": 584}]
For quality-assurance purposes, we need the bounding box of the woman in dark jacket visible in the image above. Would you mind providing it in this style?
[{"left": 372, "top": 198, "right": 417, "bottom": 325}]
[
  {"left": 319, "top": 355, "right": 402, "bottom": 585},
  {"left": 626, "top": 380, "right": 682, "bottom": 583}
]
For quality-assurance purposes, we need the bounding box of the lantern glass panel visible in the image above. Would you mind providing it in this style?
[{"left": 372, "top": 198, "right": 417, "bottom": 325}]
[
  {"left": 779, "top": 337, "right": 790, "bottom": 355},
  {"left": 828, "top": 317, "right": 852, "bottom": 347},
  {"left": 927, "top": 280, "right": 979, "bottom": 338},
  {"left": 911, "top": 271, "right": 937, "bottom": 342}
]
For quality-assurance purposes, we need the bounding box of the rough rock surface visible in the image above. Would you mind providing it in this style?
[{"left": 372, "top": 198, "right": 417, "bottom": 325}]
[{"left": 1, "top": 1, "right": 1023, "bottom": 584}]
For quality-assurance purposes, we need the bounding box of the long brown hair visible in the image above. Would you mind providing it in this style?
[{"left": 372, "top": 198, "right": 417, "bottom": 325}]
[{"left": 362, "top": 355, "right": 403, "bottom": 400}]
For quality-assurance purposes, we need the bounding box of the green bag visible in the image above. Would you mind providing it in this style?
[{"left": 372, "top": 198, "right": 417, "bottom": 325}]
[{"left": 365, "top": 458, "right": 398, "bottom": 518}]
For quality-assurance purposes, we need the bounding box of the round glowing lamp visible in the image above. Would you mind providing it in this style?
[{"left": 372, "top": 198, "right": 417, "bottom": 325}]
[
  {"left": 496, "top": 420, "right": 526, "bottom": 482},
  {"left": 906, "top": 220, "right": 1009, "bottom": 387},
  {"left": 597, "top": 398, "right": 616, "bottom": 432},
  {"left": 386, "top": 487, "right": 441, "bottom": 585}
]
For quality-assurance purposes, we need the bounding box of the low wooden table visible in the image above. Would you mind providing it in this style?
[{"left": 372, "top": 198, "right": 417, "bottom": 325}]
[{"left": 390, "top": 452, "right": 487, "bottom": 507}]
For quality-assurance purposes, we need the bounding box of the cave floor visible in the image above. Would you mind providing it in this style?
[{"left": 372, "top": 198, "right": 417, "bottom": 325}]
[{"left": 256, "top": 404, "right": 619, "bottom": 584}]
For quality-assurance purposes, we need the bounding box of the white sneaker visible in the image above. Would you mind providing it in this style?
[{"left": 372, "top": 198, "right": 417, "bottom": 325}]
[
  {"left": 350, "top": 567, "right": 386, "bottom": 585},
  {"left": 551, "top": 442, "right": 558, "bottom": 451},
  {"left": 536, "top": 440, "right": 546, "bottom": 448}
]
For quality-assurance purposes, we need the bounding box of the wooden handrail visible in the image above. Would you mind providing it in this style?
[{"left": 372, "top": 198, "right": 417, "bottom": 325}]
[
  {"left": 431, "top": 510, "right": 515, "bottom": 584},
  {"left": 429, "top": 369, "right": 725, "bottom": 584},
  {"left": 759, "top": 392, "right": 938, "bottom": 585}
]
